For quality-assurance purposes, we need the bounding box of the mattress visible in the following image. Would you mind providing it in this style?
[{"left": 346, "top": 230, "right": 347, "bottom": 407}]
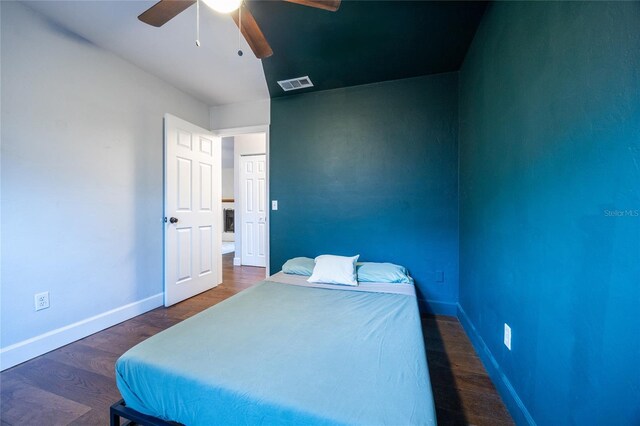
[{"left": 115, "top": 273, "right": 436, "bottom": 425}]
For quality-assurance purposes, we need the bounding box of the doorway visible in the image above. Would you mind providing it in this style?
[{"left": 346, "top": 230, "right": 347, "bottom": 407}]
[{"left": 215, "top": 128, "right": 269, "bottom": 280}]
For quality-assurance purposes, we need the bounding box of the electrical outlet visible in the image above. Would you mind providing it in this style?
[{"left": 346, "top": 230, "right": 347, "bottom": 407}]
[
  {"left": 504, "top": 323, "right": 512, "bottom": 350},
  {"left": 35, "top": 292, "right": 50, "bottom": 311},
  {"left": 271, "top": 200, "right": 278, "bottom": 210},
  {"left": 435, "top": 271, "right": 444, "bottom": 283}
]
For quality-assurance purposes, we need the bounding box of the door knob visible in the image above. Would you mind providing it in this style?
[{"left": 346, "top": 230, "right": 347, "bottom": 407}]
[{"left": 169, "top": 217, "right": 179, "bottom": 224}]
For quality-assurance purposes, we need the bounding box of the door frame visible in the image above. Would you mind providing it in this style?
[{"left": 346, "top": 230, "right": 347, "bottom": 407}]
[{"left": 213, "top": 125, "right": 270, "bottom": 278}]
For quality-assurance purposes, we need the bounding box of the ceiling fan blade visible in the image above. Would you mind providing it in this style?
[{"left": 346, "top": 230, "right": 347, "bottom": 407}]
[
  {"left": 138, "top": 0, "right": 196, "bottom": 27},
  {"left": 231, "top": 5, "right": 273, "bottom": 59},
  {"left": 282, "top": 0, "right": 341, "bottom": 12}
]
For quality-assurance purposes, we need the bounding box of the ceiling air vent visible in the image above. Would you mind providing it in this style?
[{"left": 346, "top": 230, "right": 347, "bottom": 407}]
[{"left": 277, "top": 76, "right": 314, "bottom": 92}]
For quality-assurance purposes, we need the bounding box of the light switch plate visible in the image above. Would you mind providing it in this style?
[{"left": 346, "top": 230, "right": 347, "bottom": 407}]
[{"left": 271, "top": 200, "right": 278, "bottom": 210}]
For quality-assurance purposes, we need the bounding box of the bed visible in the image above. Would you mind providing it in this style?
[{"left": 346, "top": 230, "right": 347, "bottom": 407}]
[{"left": 113, "top": 271, "right": 436, "bottom": 425}]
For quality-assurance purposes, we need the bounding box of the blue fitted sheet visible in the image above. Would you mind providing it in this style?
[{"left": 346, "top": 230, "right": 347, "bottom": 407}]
[{"left": 115, "top": 278, "right": 436, "bottom": 425}]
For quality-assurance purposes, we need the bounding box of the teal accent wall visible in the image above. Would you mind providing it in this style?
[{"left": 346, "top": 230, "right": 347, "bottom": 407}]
[
  {"left": 270, "top": 73, "right": 459, "bottom": 313},
  {"left": 459, "top": 2, "right": 640, "bottom": 425}
]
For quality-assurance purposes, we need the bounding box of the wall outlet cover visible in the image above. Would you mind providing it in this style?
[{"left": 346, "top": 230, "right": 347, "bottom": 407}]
[
  {"left": 504, "top": 323, "right": 512, "bottom": 350},
  {"left": 35, "top": 292, "right": 50, "bottom": 311}
]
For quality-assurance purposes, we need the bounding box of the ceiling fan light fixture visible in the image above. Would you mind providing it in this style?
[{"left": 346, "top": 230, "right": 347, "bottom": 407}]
[{"left": 202, "top": 0, "right": 242, "bottom": 14}]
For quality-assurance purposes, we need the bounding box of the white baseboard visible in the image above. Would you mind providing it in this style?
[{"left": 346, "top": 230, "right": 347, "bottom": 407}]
[
  {"left": 233, "top": 256, "right": 241, "bottom": 266},
  {"left": 0, "top": 293, "right": 163, "bottom": 371}
]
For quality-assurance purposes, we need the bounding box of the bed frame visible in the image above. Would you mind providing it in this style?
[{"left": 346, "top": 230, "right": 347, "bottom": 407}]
[{"left": 110, "top": 399, "right": 182, "bottom": 426}]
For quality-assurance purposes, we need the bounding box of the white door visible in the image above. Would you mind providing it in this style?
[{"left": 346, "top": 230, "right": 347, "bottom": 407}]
[
  {"left": 240, "top": 154, "right": 266, "bottom": 267},
  {"left": 164, "top": 114, "right": 222, "bottom": 307}
]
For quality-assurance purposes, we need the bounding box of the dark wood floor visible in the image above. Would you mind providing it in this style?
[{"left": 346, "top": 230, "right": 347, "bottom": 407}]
[
  {"left": 424, "top": 316, "right": 514, "bottom": 426},
  {"left": 1, "top": 254, "right": 513, "bottom": 425}
]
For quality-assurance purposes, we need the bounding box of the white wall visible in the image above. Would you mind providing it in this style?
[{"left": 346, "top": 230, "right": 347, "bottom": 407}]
[
  {"left": 221, "top": 137, "right": 234, "bottom": 241},
  {"left": 0, "top": 2, "right": 211, "bottom": 369},
  {"left": 221, "top": 136, "right": 235, "bottom": 199},
  {"left": 210, "top": 98, "right": 270, "bottom": 130},
  {"left": 222, "top": 168, "right": 235, "bottom": 199},
  {"left": 232, "top": 133, "right": 267, "bottom": 265}
]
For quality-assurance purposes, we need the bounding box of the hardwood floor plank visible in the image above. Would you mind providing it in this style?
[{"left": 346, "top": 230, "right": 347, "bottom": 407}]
[
  {"left": 0, "top": 376, "right": 91, "bottom": 425},
  {"left": 435, "top": 406, "right": 515, "bottom": 426},
  {"left": 8, "top": 358, "right": 120, "bottom": 409},
  {"left": 43, "top": 342, "right": 119, "bottom": 380},
  {"left": 429, "top": 365, "right": 497, "bottom": 395},
  {"left": 76, "top": 327, "right": 149, "bottom": 356},
  {"left": 425, "top": 335, "right": 483, "bottom": 357},
  {"left": 423, "top": 318, "right": 472, "bottom": 341},
  {"left": 126, "top": 311, "right": 182, "bottom": 330},
  {"left": 67, "top": 408, "right": 112, "bottom": 426},
  {"left": 427, "top": 349, "right": 488, "bottom": 376},
  {"left": 430, "top": 371, "right": 509, "bottom": 419}
]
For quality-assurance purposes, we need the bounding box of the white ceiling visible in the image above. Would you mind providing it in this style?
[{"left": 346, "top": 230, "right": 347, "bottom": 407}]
[{"left": 26, "top": 0, "right": 269, "bottom": 106}]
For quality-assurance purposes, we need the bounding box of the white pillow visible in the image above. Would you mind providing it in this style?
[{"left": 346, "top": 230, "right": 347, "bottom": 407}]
[{"left": 308, "top": 254, "right": 360, "bottom": 286}]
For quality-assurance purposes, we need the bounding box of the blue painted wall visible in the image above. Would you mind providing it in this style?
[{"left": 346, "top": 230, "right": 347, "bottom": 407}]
[
  {"left": 270, "top": 74, "right": 459, "bottom": 313},
  {"left": 459, "top": 2, "right": 640, "bottom": 425}
]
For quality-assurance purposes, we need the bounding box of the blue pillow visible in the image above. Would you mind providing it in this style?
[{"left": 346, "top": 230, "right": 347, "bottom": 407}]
[
  {"left": 356, "top": 262, "right": 413, "bottom": 283},
  {"left": 282, "top": 257, "right": 315, "bottom": 276}
]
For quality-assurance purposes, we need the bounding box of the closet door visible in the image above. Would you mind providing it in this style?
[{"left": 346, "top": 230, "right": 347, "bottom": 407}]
[{"left": 240, "top": 154, "right": 266, "bottom": 267}]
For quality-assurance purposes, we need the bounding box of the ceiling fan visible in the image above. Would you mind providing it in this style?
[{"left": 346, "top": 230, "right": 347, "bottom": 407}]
[{"left": 138, "top": 0, "right": 341, "bottom": 59}]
